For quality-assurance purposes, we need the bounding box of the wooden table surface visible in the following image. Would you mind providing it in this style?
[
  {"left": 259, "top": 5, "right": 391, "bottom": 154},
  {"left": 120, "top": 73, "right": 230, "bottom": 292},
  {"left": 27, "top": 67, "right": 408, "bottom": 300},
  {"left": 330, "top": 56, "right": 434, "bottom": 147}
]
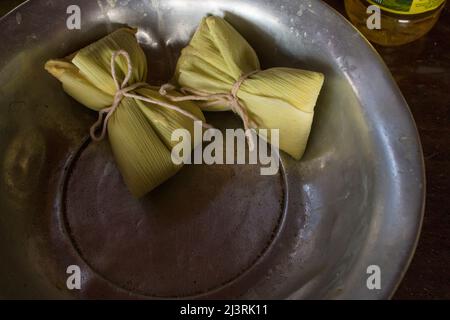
[{"left": 1, "top": 0, "right": 449, "bottom": 299}]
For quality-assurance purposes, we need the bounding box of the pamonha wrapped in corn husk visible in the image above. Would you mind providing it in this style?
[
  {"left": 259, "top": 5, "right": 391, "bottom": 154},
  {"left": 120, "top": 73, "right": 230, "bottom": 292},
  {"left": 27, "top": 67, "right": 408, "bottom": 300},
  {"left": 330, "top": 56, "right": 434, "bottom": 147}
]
[
  {"left": 172, "top": 16, "right": 325, "bottom": 160},
  {"left": 45, "top": 28, "right": 205, "bottom": 197}
]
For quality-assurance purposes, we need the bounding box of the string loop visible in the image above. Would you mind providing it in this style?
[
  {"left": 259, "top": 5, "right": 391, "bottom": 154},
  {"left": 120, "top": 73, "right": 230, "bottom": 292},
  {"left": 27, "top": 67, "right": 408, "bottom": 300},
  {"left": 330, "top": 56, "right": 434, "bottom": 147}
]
[
  {"left": 159, "top": 70, "right": 259, "bottom": 150},
  {"left": 90, "top": 50, "right": 211, "bottom": 142}
]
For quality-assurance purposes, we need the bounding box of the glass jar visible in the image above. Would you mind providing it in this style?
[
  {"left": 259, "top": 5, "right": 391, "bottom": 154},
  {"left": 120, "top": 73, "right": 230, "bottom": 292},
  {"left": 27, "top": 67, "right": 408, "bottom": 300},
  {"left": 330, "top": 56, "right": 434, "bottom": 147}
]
[{"left": 344, "top": 0, "right": 446, "bottom": 46}]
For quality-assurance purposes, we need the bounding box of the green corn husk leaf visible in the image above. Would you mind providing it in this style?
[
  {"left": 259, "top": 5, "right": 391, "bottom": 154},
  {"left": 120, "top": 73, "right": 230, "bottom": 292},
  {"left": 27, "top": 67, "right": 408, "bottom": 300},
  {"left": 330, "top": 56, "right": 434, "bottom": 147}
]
[
  {"left": 45, "top": 28, "right": 205, "bottom": 197},
  {"left": 175, "top": 16, "right": 324, "bottom": 160}
]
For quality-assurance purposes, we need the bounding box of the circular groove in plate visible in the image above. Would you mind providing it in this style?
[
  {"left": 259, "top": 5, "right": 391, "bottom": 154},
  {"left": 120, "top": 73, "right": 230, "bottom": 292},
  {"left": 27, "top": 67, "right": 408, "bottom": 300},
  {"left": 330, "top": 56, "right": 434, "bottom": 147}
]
[{"left": 60, "top": 138, "right": 287, "bottom": 298}]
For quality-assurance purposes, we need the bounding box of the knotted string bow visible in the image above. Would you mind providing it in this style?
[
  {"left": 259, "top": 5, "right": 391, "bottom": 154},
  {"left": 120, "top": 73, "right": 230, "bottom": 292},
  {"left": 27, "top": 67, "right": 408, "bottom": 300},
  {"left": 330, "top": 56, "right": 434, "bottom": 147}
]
[
  {"left": 90, "top": 50, "right": 211, "bottom": 142},
  {"left": 159, "top": 70, "right": 260, "bottom": 150}
]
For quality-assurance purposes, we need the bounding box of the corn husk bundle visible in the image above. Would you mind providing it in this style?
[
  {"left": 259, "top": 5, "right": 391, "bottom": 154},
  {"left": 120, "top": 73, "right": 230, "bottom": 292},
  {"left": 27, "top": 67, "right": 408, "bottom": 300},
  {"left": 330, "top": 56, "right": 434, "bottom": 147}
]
[
  {"left": 173, "top": 16, "right": 324, "bottom": 160},
  {"left": 45, "top": 29, "right": 205, "bottom": 197}
]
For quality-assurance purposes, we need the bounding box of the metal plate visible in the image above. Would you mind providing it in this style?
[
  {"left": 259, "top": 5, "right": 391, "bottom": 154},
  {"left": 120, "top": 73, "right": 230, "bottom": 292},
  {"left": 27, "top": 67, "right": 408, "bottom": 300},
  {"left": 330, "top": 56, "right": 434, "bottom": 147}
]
[{"left": 0, "top": 0, "right": 425, "bottom": 299}]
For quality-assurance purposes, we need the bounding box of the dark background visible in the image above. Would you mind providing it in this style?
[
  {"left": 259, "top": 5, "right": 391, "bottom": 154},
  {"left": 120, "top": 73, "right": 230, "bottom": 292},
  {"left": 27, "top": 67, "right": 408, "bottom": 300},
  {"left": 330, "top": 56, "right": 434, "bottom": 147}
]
[
  {"left": 1, "top": 0, "right": 448, "bottom": 299},
  {"left": 322, "top": 0, "right": 450, "bottom": 300}
]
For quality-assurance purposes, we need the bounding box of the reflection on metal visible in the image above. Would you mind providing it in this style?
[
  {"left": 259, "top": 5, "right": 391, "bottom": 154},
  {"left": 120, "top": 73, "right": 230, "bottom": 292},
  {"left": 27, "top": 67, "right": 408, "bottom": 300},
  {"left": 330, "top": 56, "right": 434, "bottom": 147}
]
[{"left": 0, "top": 0, "right": 424, "bottom": 299}]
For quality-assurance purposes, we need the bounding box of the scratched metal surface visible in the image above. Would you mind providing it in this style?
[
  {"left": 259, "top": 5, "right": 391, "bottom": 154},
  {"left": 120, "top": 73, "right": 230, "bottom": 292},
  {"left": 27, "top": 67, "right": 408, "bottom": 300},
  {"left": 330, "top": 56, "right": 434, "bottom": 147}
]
[{"left": 0, "top": 0, "right": 424, "bottom": 299}]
